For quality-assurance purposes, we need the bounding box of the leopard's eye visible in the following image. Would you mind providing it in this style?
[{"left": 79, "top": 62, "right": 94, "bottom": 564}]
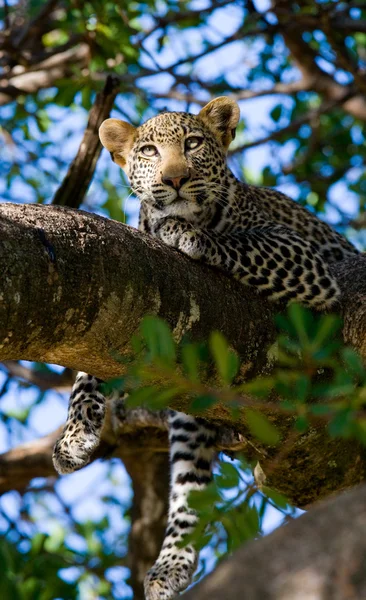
[
  {"left": 185, "top": 136, "right": 203, "bottom": 151},
  {"left": 141, "top": 145, "right": 159, "bottom": 157}
]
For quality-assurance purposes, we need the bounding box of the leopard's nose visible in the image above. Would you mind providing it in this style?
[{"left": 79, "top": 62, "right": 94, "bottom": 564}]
[{"left": 162, "top": 173, "right": 190, "bottom": 190}]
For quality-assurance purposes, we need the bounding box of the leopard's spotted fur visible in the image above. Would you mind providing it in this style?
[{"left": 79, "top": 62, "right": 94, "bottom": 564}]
[{"left": 53, "top": 98, "right": 358, "bottom": 600}]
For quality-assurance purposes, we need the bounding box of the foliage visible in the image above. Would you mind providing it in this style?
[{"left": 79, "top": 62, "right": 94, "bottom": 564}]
[
  {"left": 128, "top": 307, "right": 366, "bottom": 446},
  {"left": 0, "top": 464, "right": 131, "bottom": 600},
  {"left": 107, "top": 305, "right": 366, "bottom": 555}
]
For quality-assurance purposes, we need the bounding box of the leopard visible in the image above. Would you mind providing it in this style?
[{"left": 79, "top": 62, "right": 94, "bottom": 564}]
[{"left": 52, "top": 97, "right": 358, "bottom": 600}]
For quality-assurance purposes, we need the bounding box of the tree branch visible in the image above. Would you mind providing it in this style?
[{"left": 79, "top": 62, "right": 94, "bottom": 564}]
[
  {"left": 0, "top": 406, "right": 247, "bottom": 495},
  {"left": 272, "top": 0, "right": 366, "bottom": 122},
  {"left": 229, "top": 90, "right": 356, "bottom": 153},
  {"left": 123, "top": 454, "right": 169, "bottom": 599},
  {"left": 183, "top": 483, "right": 366, "bottom": 599},
  {"left": 0, "top": 45, "right": 90, "bottom": 106},
  {"left": 1, "top": 361, "right": 74, "bottom": 391},
  {"left": 1, "top": 203, "right": 366, "bottom": 506},
  {"left": 52, "top": 75, "right": 120, "bottom": 208},
  {"left": 0, "top": 203, "right": 276, "bottom": 377}
]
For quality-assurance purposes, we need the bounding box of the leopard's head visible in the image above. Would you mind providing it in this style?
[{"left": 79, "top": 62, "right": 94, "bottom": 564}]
[{"left": 99, "top": 97, "right": 240, "bottom": 220}]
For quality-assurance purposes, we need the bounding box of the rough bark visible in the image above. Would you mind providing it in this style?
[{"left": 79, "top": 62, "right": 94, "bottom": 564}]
[
  {"left": 0, "top": 202, "right": 366, "bottom": 508},
  {"left": 183, "top": 483, "right": 366, "bottom": 600},
  {"left": 0, "top": 203, "right": 276, "bottom": 377}
]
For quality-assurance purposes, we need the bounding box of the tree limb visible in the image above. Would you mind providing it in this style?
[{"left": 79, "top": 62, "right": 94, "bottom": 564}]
[
  {"left": 183, "top": 483, "right": 366, "bottom": 600},
  {"left": 0, "top": 203, "right": 365, "bottom": 507},
  {"left": 0, "top": 361, "right": 74, "bottom": 391},
  {"left": 123, "top": 454, "right": 169, "bottom": 600},
  {"left": 0, "top": 407, "right": 246, "bottom": 495}
]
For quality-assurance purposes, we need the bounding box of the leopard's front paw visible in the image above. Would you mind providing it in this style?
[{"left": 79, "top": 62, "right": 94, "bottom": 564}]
[
  {"left": 178, "top": 229, "right": 204, "bottom": 260},
  {"left": 157, "top": 218, "right": 190, "bottom": 248},
  {"left": 144, "top": 547, "right": 197, "bottom": 600}
]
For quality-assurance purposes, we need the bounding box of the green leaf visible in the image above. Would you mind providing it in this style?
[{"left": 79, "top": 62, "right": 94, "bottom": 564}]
[
  {"left": 140, "top": 316, "right": 176, "bottom": 364},
  {"left": 216, "top": 462, "right": 240, "bottom": 488},
  {"left": 328, "top": 408, "right": 354, "bottom": 438},
  {"left": 287, "top": 303, "right": 311, "bottom": 345},
  {"left": 190, "top": 394, "right": 217, "bottom": 413},
  {"left": 262, "top": 486, "right": 288, "bottom": 509},
  {"left": 295, "top": 414, "right": 309, "bottom": 433},
  {"left": 209, "top": 331, "right": 239, "bottom": 384},
  {"left": 246, "top": 409, "right": 280, "bottom": 445},
  {"left": 270, "top": 104, "right": 283, "bottom": 122},
  {"left": 181, "top": 342, "right": 200, "bottom": 382},
  {"left": 341, "top": 347, "right": 365, "bottom": 379},
  {"left": 188, "top": 484, "right": 220, "bottom": 511},
  {"left": 312, "top": 314, "right": 342, "bottom": 349}
]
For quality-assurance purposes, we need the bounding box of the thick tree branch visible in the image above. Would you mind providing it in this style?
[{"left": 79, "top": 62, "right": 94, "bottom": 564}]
[
  {"left": 0, "top": 203, "right": 365, "bottom": 507},
  {"left": 0, "top": 203, "right": 276, "bottom": 377},
  {"left": 184, "top": 483, "right": 366, "bottom": 600}
]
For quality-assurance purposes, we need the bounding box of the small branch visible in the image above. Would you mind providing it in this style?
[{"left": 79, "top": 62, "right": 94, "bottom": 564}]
[
  {"left": 230, "top": 89, "right": 356, "bottom": 153},
  {"left": 1, "top": 361, "right": 74, "bottom": 391},
  {"left": 149, "top": 79, "right": 312, "bottom": 106},
  {"left": 272, "top": 0, "right": 366, "bottom": 122},
  {"left": 0, "top": 44, "right": 90, "bottom": 106},
  {"left": 0, "top": 406, "right": 247, "bottom": 496},
  {"left": 3, "top": 0, "right": 11, "bottom": 31},
  {"left": 12, "top": 0, "right": 59, "bottom": 49},
  {"left": 0, "top": 429, "right": 60, "bottom": 494},
  {"left": 52, "top": 75, "right": 120, "bottom": 208}
]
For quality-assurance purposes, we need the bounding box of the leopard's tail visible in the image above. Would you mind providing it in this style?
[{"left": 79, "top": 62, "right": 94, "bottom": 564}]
[{"left": 144, "top": 410, "right": 216, "bottom": 600}]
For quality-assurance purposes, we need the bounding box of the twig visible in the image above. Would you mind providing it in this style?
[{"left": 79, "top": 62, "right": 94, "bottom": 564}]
[
  {"left": 52, "top": 75, "right": 120, "bottom": 208},
  {"left": 1, "top": 361, "right": 73, "bottom": 391},
  {"left": 230, "top": 89, "right": 357, "bottom": 153}
]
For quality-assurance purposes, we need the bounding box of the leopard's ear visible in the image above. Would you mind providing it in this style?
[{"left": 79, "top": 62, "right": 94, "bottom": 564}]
[
  {"left": 99, "top": 119, "right": 136, "bottom": 171},
  {"left": 199, "top": 97, "right": 240, "bottom": 150}
]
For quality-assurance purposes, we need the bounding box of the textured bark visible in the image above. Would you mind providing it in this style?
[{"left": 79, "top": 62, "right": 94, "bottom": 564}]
[
  {"left": 0, "top": 202, "right": 366, "bottom": 507},
  {"left": 184, "top": 483, "right": 366, "bottom": 600},
  {"left": 0, "top": 203, "right": 276, "bottom": 377}
]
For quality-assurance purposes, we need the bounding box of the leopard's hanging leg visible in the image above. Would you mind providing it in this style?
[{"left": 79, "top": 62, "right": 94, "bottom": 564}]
[
  {"left": 53, "top": 372, "right": 106, "bottom": 474},
  {"left": 144, "top": 410, "right": 217, "bottom": 600}
]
